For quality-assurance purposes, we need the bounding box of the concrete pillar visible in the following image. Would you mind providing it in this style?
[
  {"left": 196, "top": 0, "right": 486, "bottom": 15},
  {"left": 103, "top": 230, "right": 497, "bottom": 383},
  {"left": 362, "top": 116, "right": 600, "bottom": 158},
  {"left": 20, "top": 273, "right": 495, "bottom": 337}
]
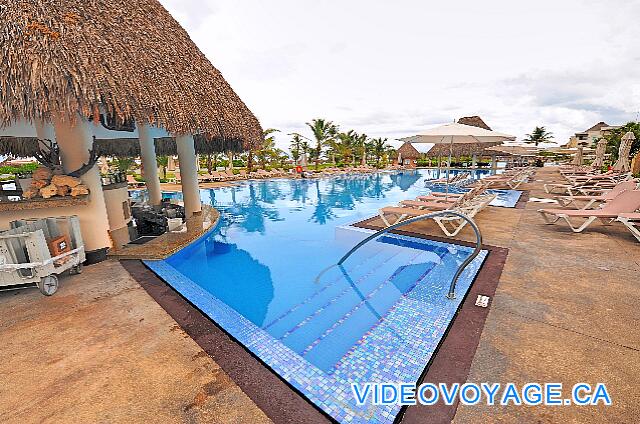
[
  {"left": 227, "top": 151, "right": 234, "bottom": 170},
  {"left": 472, "top": 154, "right": 477, "bottom": 168},
  {"left": 34, "top": 120, "right": 56, "bottom": 147},
  {"left": 138, "top": 125, "right": 162, "bottom": 206},
  {"left": 491, "top": 154, "right": 497, "bottom": 175},
  {"left": 53, "top": 116, "right": 112, "bottom": 254},
  {"left": 176, "top": 134, "right": 201, "bottom": 217}
]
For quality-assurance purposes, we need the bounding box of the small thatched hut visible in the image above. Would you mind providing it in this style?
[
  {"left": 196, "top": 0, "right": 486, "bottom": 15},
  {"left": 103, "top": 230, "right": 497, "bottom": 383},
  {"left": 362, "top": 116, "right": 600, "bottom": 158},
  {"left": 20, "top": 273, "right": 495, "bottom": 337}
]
[{"left": 396, "top": 142, "right": 422, "bottom": 168}]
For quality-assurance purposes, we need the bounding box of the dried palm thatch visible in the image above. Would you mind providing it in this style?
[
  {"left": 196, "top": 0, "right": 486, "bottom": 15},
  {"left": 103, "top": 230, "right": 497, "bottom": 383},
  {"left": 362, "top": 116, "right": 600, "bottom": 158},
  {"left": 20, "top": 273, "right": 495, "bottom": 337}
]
[
  {"left": 0, "top": 134, "right": 245, "bottom": 158},
  {"left": 0, "top": 136, "right": 40, "bottom": 158},
  {"left": 396, "top": 142, "right": 421, "bottom": 159},
  {"left": 0, "top": 0, "right": 263, "bottom": 150},
  {"left": 457, "top": 116, "right": 491, "bottom": 130},
  {"left": 485, "top": 145, "right": 538, "bottom": 157},
  {"left": 425, "top": 142, "right": 501, "bottom": 157}
]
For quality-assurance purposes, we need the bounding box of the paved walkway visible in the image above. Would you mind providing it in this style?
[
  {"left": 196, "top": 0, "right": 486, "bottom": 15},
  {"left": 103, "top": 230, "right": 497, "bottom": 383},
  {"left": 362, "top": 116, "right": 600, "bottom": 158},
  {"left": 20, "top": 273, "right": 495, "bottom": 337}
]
[
  {"left": 364, "top": 167, "right": 639, "bottom": 422},
  {"left": 454, "top": 168, "right": 640, "bottom": 423},
  {"left": 0, "top": 261, "right": 270, "bottom": 424}
]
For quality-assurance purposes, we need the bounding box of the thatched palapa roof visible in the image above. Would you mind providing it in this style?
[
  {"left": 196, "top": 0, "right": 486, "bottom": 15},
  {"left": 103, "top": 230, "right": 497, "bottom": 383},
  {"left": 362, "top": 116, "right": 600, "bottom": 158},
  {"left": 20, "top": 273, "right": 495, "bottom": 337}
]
[
  {"left": 0, "top": 134, "right": 244, "bottom": 158},
  {"left": 0, "top": 0, "right": 263, "bottom": 150},
  {"left": 457, "top": 116, "right": 491, "bottom": 131},
  {"left": 397, "top": 142, "right": 422, "bottom": 159},
  {"left": 425, "top": 142, "right": 502, "bottom": 157}
]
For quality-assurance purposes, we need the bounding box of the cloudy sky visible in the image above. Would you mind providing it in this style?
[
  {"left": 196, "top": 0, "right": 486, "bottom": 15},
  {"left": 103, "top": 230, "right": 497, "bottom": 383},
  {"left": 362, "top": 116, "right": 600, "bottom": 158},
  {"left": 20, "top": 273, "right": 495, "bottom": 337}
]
[{"left": 159, "top": 0, "right": 639, "bottom": 150}]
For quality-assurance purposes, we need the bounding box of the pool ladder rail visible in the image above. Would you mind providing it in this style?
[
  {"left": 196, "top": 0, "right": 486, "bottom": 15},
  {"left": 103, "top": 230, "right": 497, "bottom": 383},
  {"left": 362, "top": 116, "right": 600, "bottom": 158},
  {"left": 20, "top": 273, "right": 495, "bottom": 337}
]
[{"left": 338, "top": 210, "right": 483, "bottom": 300}]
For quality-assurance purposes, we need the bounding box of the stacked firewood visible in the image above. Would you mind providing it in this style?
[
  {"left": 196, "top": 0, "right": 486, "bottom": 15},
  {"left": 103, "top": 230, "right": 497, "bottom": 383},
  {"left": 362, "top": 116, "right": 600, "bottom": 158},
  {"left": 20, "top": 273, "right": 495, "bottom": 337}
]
[{"left": 23, "top": 167, "right": 90, "bottom": 200}]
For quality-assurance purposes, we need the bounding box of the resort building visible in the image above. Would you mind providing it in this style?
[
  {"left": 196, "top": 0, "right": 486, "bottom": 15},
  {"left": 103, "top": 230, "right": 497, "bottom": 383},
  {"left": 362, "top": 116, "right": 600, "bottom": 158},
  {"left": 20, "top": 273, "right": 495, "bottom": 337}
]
[{"left": 565, "top": 121, "right": 620, "bottom": 147}]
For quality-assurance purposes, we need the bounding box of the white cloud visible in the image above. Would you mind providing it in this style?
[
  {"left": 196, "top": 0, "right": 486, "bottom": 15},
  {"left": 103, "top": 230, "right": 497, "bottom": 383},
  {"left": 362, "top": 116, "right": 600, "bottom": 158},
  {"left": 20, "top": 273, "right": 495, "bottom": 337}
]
[{"left": 159, "top": 0, "right": 640, "bottom": 150}]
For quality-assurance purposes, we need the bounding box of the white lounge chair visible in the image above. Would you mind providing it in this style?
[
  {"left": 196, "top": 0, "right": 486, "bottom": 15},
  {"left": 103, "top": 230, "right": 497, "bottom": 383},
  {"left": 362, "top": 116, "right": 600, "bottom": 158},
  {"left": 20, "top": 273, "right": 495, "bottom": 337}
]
[
  {"left": 555, "top": 180, "right": 638, "bottom": 209},
  {"left": 379, "top": 192, "right": 495, "bottom": 229},
  {"left": 616, "top": 213, "right": 640, "bottom": 242},
  {"left": 538, "top": 190, "right": 640, "bottom": 233}
]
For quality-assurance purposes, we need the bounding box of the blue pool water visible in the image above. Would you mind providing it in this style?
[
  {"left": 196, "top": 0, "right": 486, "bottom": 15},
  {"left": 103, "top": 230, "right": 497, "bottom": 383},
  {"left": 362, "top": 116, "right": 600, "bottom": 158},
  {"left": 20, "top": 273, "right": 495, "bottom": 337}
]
[{"left": 143, "top": 170, "right": 502, "bottom": 423}]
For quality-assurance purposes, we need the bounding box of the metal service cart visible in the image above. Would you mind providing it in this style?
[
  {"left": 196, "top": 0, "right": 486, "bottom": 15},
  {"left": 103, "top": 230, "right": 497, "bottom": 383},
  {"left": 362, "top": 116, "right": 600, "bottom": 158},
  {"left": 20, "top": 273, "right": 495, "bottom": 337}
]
[{"left": 0, "top": 216, "right": 85, "bottom": 295}]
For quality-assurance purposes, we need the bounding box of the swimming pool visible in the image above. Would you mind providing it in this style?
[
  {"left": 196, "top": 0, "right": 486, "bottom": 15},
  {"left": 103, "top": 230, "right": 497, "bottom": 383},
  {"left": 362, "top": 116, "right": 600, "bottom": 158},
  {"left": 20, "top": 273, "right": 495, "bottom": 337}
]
[{"left": 144, "top": 170, "right": 495, "bottom": 422}]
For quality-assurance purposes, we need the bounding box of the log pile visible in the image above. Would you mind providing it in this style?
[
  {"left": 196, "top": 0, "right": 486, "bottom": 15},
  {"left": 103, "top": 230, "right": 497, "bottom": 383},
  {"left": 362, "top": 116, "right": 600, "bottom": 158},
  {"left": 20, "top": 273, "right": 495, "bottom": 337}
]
[{"left": 23, "top": 166, "right": 90, "bottom": 200}]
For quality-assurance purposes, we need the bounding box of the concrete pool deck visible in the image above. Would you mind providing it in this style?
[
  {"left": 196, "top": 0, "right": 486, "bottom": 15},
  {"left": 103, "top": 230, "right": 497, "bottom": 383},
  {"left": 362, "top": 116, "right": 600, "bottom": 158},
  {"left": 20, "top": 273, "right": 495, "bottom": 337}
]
[
  {"left": 361, "top": 167, "right": 640, "bottom": 422},
  {"left": 0, "top": 167, "right": 638, "bottom": 423},
  {"left": 0, "top": 260, "right": 271, "bottom": 423}
]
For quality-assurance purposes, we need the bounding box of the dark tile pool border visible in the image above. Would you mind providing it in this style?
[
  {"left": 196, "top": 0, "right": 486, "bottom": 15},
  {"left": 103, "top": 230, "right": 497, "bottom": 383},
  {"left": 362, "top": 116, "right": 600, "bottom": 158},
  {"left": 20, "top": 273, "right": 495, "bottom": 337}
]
[
  {"left": 121, "top": 231, "right": 507, "bottom": 424},
  {"left": 120, "top": 259, "right": 331, "bottom": 424},
  {"left": 515, "top": 189, "right": 530, "bottom": 209}
]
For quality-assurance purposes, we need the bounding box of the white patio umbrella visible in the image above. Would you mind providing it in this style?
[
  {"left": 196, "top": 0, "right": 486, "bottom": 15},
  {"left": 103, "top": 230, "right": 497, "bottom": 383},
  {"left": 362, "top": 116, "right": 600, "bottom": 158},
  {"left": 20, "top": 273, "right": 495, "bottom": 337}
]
[
  {"left": 401, "top": 122, "right": 516, "bottom": 196},
  {"left": 613, "top": 131, "right": 635, "bottom": 172},
  {"left": 298, "top": 152, "right": 308, "bottom": 167},
  {"left": 572, "top": 145, "right": 584, "bottom": 166},
  {"left": 592, "top": 138, "right": 608, "bottom": 168}
]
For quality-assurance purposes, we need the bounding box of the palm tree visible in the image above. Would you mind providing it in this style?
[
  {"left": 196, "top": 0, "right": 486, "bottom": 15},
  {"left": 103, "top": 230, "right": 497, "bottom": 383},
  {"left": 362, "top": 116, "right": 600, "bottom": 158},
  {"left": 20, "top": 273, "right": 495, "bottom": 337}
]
[
  {"left": 255, "top": 128, "right": 280, "bottom": 169},
  {"left": 352, "top": 132, "right": 369, "bottom": 165},
  {"left": 524, "top": 126, "right": 554, "bottom": 146},
  {"left": 156, "top": 155, "right": 169, "bottom": 179},
  {"left": 370, "top": 137, "right": 389, "bottom": 167},
  {"left": 112, "top": 157, "right": 135, "bottom": 173},
  {"left": 306, "top": 119, "right": 337, "bottom": 170},
  {"left": 336, "top": 130, "right": 356, "bottom": 165},
  {"left": 289, "top": 133, "right": 303, "bottom": 163},
  {"left": 604, "top": 121, "right": 640, "bottom": 160}
]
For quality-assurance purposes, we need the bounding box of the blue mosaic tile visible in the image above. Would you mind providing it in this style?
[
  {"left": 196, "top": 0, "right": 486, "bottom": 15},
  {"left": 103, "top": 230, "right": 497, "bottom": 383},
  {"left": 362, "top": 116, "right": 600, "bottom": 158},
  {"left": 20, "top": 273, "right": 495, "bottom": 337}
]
[{"left": 145, "top": 232, "right": 487, "bottom": 423}]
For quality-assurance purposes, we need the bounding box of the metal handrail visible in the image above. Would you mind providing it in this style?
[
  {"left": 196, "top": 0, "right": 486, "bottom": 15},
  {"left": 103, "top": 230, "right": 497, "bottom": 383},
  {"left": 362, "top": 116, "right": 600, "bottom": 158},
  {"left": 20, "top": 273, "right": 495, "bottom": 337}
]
[{"left": 338, "top": 210, "right": 483, "bottom": 299}]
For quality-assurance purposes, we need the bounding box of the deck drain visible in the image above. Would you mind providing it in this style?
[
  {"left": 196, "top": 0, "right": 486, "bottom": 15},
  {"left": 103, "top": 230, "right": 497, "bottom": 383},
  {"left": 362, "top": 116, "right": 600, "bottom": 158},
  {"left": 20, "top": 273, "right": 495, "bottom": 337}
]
[{"left": 475, "top": 295, "right": 491, "bottom": 308}]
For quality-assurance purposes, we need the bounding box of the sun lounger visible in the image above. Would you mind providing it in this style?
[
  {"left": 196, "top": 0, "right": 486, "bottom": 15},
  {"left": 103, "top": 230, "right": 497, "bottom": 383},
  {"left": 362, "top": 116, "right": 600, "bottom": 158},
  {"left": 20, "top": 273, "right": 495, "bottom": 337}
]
[
  {"left": 431, "top": 194, "right": 496, "bottom": 236},
  {"left": 482, "top": 171, "right": 531, "bottom": 189},
  {"left": 379, "top": 193, "right": 496, "bottom": 235},
  {"left": 616, "top": 213, "right": 640, "bottom": 242},
  {"left": 544, "top": 173, "right": 631, "bottom": 194},
  {"left": 127, "top": 175, "right": 145, "bottom": 188},
  {"left": 380, "top": 188, "right": 492, "bottom": 225},
  {"left": 538, "top": 190, "right": 640, "bottom": 233},
  {"left": 555, "top": 180, "right": 638, "bottom": 208},
  {"left": 416, "top": 192, "right": 465, "bottom": 202},
  {"left": 255, "top": 169, "right": 272, "bottom": 178},
  {"left": 424, "top": 172, "right": 470, "bottom": 185},
  {"left": 212, "top": 171, "right": 232, "bottom": 181}
]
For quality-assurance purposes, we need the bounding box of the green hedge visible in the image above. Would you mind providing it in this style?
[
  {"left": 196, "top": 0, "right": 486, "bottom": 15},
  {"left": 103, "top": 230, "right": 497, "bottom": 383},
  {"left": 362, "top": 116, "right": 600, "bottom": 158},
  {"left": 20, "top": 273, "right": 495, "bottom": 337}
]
[{"left": 0, "top": 162, "right": 39, "bottom": 176}]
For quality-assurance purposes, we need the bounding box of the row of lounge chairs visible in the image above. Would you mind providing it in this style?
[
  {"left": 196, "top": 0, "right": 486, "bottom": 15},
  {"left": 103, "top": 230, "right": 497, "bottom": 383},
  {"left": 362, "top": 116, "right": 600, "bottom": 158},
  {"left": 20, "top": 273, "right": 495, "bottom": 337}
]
[
  {"left": 538, "top": 177, "right": 640, "bottom": 241},
  {"left": 424, "top": 168, "right": 535, "bottom": 190},
  {"left": 303, "top": 166, "right": 381, "bottom": 177},
  {"left": 543, "top": 170, "right": 632, "bottom": 194},
  {"left": 172, "top": 168, "right": 292, "bottom": 183},
  {"left": 474, "top": 168, "right": 535, "bottom": 189},
  {"left": 129, "top": 165, "right": 409, "bottom": 188},
  {"left": 424, "top": 172, "right": 470, "bottom": 186},
  {"left": 378, "top": 182, "right": 497, "bottom": 236}
]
